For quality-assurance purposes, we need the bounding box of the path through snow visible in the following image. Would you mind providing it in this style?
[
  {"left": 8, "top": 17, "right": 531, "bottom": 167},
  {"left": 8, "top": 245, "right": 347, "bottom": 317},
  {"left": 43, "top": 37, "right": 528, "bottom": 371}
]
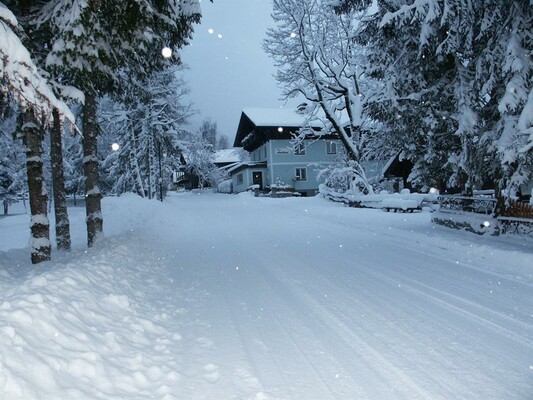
[{"left": 0, "top": 191, "right": 532, "bottom": 399}]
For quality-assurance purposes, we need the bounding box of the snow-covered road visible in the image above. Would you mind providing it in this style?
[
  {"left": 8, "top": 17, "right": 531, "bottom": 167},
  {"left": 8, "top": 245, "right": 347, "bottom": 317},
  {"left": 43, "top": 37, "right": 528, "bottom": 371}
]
[
  {"left": 1, "top": 191, "right": 532, "bottom": 399},
  {"left": 151, "top": 192, "right": 533, "bottom": 400}
]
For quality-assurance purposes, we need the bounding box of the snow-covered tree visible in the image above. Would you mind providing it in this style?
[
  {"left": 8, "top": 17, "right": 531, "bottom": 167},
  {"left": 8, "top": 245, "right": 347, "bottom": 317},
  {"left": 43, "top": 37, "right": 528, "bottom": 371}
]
[
  {"left": 199, "top": 118, "right": 218, "bottom": 150},
  {"left": 100, "top": 66, "right": 194, "bottom": 199},
  {"left": 355, "top": 0, "right": 532, "bottom": 194},
  {"left": 217, "top": 135, "right": 229, "bottom": 150},
  {"left": 0, "top": 2, "right": 75, "bottom": 123},
  {"left": 31, "top": 0, "right": 201, "bottom": 246},
  {"left": 317, "top": 156, "right": 363, "bottom": 193},
  {"left": 264, "top": 0, "right": 376, "bottom": 193},
  {"left": 0, "top": 131, "right": 26, "bottom": 215},
  {"left": 62, "top": 130, "right": 84, "bottom": 204},
  {"left": 49, "top": 108, "right": 71, "bottom": 250},
  {"left": 0, "top": 97, "right": 25, "bottom": 215},
  {"left": 182, "top": 135, "right": 228, "bottom": 189},
  {"left": 1, "top": 1, "right": 78, "bottom": 263}
]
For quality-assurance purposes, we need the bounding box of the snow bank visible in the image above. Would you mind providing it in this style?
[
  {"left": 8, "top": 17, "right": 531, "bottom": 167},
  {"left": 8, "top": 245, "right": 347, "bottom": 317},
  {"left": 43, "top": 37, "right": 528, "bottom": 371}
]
[
  {"left": 321, "top": 187, "right": 437, "bottom": 210},
  {"left": 381, "top": 197, "right": 420, "bottom": 211},
  {"left": 0, "top": 194, "right": 182, "bottom": 399},
  {"left": 0, "top": 235, "right": 185, "bottom": 399}
]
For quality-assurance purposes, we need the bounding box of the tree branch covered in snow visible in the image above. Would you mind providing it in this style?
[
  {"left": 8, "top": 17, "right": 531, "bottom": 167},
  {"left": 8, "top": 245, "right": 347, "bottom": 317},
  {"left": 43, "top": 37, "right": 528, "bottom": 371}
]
[
  {"left": 353, "top": 0, "right": 532, "bottom": 194},
  {"left": 264, "top": 0, "right": 377, "bottom": 193},
  {"left": 0, "top": 2, "right": 74, "bottom": 124}
]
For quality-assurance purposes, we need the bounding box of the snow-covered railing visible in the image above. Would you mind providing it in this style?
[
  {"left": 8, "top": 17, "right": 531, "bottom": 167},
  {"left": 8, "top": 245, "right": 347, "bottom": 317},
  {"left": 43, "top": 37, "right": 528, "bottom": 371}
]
[
  {"left": 434, "top": 195, "right": 533, "bottom": 237},
  {"left": 433, "top": 195, "right": 498, "bottom": 235},
  {"left": 437, "top": 195, "right": 498, "bottom": 216},
  {"left": 322, "top": 190, "right": 361, "bottom": 207},
  {"left": 497, "top": 216, "right": 533, "bottom": 237}
]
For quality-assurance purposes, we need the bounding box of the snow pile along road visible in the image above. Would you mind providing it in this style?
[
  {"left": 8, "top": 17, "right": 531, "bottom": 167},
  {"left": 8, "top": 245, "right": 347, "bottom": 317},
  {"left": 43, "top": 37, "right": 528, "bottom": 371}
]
[
  {"left": 0, "top": 191, "right": 532, "bottom": 399},
  {"left": 0, "top": 234, "right": 186, "bottom": 399}
]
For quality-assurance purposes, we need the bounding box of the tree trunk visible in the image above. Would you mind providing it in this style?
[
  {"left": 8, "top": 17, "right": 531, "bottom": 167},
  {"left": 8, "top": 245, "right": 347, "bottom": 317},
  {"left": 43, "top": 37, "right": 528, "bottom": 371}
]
[
  {"left": 23, "top": 109, "right": 51, "bottom": 264},
  {"left": 50, "top": 108, "right": 71, "bottom": 251},
  {"left": 129, "top": 128, "right": 146, "bottom": 197},
  {"left": 82, "top": 94, "right": 103, "bottom": 247},
  {"left": 3, "top": 200, "right": 7, "bottom": 216}
]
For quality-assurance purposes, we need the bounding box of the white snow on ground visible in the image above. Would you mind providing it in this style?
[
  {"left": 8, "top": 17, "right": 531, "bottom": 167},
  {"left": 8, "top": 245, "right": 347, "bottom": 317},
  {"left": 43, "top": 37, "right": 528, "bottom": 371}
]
[{"left": 0, "top": 192, "right": 532, "bottom": 399}]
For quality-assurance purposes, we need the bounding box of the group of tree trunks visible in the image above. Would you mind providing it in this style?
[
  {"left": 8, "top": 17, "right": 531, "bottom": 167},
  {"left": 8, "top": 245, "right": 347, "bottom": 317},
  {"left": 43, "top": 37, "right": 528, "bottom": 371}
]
[{"left": 2, "top": 0, "right": 201, "bottom": 263}]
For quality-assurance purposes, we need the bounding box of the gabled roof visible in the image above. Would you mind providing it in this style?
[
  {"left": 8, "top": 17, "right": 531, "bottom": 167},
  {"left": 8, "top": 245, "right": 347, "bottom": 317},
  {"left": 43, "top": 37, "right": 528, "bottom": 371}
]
[
  {"left": 233, "top": 108, "right": 326, "bottom": 151},
  {"left": 242, "top": 108, "right": 322, "bottom": 128}
]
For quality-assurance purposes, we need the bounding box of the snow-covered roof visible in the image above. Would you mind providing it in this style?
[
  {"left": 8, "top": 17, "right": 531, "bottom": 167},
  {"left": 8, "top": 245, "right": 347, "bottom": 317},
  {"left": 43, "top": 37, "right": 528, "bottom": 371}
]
[
  {"left": 227, "top": 161, "right": 267, "bottom": 174},
  {"left": 242, "top": 108, "right": 323, "bottom": 128},
  {"left": 213, "top": 148, "right": 242, "bottom": 164},
  {"left": 234, "top": 108, "right": 328, "bottom": 150}
]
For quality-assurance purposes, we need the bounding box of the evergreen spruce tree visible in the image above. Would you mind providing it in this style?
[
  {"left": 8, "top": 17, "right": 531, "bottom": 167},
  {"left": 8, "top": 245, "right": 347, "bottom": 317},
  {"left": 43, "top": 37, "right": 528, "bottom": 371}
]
[
  {"left": 99, "top": 66, "right": 194, "bottom": 199},
  {"left": 21, "top": 108, "right": 52, "bottom": 263},
  {"left": 50, "top": 108, "right": 71, "bottom": 250},
  {"left": 33, "top": 0, "right": 201, "bottom": 245},
  {"left": 355, "top": 0, "right": 532, "bottom": 194},
  {"left": 199, "top": 119, "right": 218, "bottom": 150}
]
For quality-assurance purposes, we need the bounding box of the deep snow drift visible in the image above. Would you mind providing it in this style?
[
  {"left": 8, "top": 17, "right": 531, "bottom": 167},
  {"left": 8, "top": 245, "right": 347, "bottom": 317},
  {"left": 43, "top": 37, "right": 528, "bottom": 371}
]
[{"left": 0, "top": 192, "right": 532, "bottom": 399}]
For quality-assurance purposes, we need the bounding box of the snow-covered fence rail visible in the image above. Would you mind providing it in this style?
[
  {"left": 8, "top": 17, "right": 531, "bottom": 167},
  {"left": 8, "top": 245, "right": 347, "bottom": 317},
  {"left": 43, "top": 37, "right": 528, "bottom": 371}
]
[
  {"left": 496, "top": 217, "right": 533, "bottom": 236},
  {"left": 437, "top": 195, "right": 498, "bottom": 215},
  {"left": 321, "top": 188, "right": 437, "bottom": 210},
  {"left": 434, "top": 195, "right": 533, "bottom": 238},
  {"left": 432, "top": 195, "right": 498, "bottom": 235}
]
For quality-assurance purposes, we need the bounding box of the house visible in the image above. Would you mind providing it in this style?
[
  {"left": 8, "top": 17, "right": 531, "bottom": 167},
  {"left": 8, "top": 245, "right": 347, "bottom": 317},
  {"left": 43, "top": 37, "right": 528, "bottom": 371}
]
[
  {"left": 230, "top": 108, "right": 341, "bottom": 196},
  {"left": 172, "top": 154, "right": 200, "bottom": 190}
]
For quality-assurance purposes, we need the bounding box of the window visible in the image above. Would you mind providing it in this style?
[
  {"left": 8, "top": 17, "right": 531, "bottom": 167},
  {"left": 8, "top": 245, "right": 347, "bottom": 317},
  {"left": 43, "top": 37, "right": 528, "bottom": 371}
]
[
  {"left": 326, "top": 141, "right": 337, "bottom": 155},
  {"left": 237, "top": 173, "right": 244, "bottom": 185},
  {"left": 295, "top": 168, "right": 307, "bottom": 181},
  {"left": 295, "top": 142, "right": 306, "bottom": 156}
]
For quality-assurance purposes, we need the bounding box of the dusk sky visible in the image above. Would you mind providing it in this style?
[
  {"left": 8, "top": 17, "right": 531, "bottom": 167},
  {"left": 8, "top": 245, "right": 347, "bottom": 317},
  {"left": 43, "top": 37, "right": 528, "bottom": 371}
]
[{"left": 181, "top": 0, "right": 300, "bottom": 145}]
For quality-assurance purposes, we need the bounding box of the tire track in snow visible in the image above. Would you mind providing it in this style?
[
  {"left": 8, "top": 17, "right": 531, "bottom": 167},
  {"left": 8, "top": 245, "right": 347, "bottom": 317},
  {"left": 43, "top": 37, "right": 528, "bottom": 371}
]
[
  {"left": 151, "top": 194, "right": 533, "bottom": 399},
  {"left": 253, "top": 254, "right": 443, "bottom": 400},
  {"left": 235, "top": 197, "right": 531, "bottom": 399},
  {"left": 216, "top": 257, "right": 348, "bottom": 400},
  {"left": 260, "top": 235, "right": 532, "bottom": 400}
]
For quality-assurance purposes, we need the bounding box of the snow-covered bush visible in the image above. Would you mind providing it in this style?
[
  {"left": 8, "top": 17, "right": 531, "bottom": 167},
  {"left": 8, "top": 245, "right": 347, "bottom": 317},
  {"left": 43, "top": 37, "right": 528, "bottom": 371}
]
[
  {"left": 317, "top": 159, "right": 373, "bottom": 194},
  {"left": 218, "top": 179, "right": 232, "bottom": 194},
  {"left": 270, "top": 177, "right": 291, "bottom": 190}
]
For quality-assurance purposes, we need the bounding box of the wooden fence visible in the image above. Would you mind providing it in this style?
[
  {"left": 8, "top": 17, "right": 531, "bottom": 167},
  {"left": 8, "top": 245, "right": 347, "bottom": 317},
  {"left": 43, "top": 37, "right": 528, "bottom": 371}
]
[{"left": 499, "top": 199, "right": 533, "bottom": 219}]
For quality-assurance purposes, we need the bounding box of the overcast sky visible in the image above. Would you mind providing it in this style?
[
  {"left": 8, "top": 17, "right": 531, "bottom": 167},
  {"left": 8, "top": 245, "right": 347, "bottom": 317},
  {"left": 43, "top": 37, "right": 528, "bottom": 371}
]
[{"left": 180, "top": 0, "right": 299, "bottom": 145}]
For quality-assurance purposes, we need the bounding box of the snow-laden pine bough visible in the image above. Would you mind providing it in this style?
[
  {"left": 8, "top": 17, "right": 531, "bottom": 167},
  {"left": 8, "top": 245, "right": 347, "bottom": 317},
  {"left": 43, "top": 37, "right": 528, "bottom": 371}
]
[{"left": 1, "top": 3, "right": 79, "bottom": 263}]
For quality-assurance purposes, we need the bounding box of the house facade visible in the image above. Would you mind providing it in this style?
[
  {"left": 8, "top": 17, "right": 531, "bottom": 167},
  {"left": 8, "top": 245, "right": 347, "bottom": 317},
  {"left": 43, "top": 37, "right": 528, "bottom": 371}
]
[{"left": 230, "top": 108, "right": 341, "bottom": 196}]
